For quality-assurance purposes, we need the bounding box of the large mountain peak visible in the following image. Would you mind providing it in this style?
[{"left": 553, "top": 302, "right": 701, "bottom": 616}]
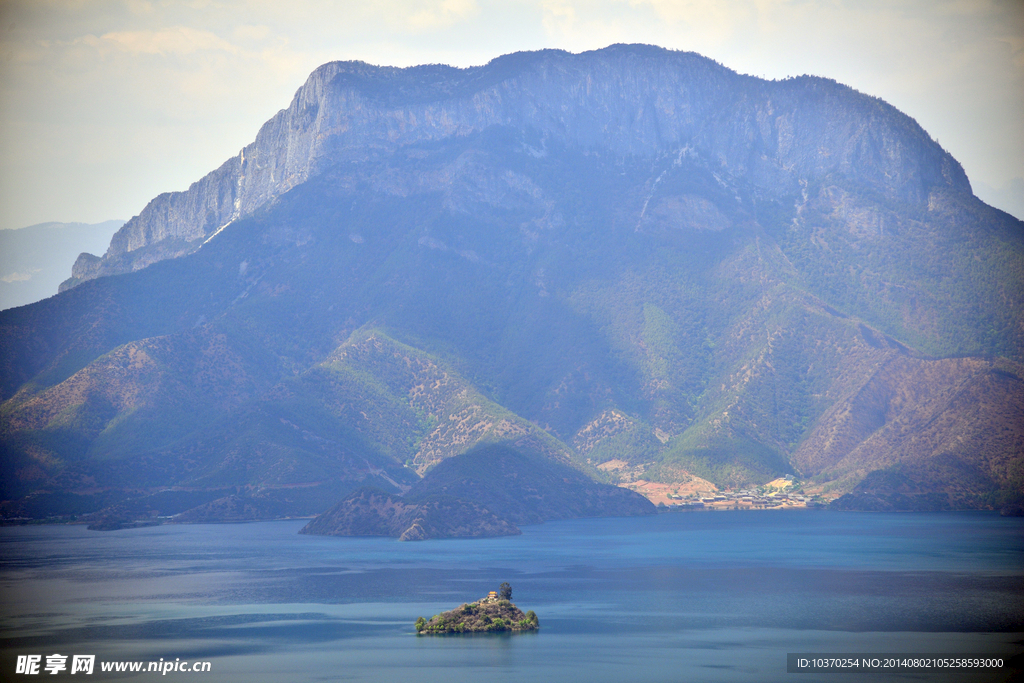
[
  {"left": 4, "top": 45, "right": 1017, "bottom": 525},
  {"left": 62, "top": 44, "right": 968, "bottom": 291}
]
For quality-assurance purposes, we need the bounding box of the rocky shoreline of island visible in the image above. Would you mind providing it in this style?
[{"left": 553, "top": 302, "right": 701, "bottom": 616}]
[{"left": 416, "top": 583, "right": 538, "bottom": 634}]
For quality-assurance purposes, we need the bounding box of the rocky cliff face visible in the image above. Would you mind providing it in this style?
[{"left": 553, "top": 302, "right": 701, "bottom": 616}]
[{"left": 62, "top": 44, "right": 969, "bottom": 290}]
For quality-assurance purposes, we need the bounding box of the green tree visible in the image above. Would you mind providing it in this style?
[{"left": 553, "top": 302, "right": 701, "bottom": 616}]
[
  {"left": 415, "top": 617, "right": 427, "bottom": 632},
  {"left": 499, "top": 582, "right": 512, "bottom": 601}
]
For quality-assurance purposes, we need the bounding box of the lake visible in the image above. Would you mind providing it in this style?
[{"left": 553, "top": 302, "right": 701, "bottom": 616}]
[{"left": 1, "top": 510, "right": 1021, "bottom": 682}]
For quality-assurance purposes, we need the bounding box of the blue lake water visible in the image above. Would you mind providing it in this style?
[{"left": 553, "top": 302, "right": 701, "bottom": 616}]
[{"left": 1, "top": 510, "right": 1022, "bottom": 682}]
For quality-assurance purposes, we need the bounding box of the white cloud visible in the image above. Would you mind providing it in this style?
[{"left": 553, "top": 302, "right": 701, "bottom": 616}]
[
  {"left": 1, "top": 270, "right": 39, "bottom": 283},
  {"left": 630, "top": 0, "right": 756, "bottom": 42},
  {"left": 406, "top": 0, "right": 480, "bottom": 31},
  {"left": 233, "top": 24, "right": 271, "bottom": 42},
  {"left": 125, "top": 0, "right": 156, "bottom": 16},
  {"left": 74, "top": 26, "right": 241, "bottom": 56},
  {"left": 541, "top": 2, "right": 577, "bottom": 35}
]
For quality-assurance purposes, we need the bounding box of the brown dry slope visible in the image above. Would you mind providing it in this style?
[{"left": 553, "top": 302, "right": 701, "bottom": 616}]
[{"left": 793, "top": 355, "right": 1024, "bottom": 509}]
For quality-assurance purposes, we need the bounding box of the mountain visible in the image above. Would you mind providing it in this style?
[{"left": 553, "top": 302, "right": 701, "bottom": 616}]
[
  {"left": 0, "top": 220, "right": 123, "bottom": 311},
  {"left": 299, "top": 487, "right": 521, "bottom": 541},
  {"left": 64, "top": 46, "right": 972, "bottom": 290},
  {"left": 1, "top": 45, "right": 1021, "bottom": 524},
  {"left": 405, "top": 443, "right": 656, "bottom": 525},
  {"left": 300, "top": 444, "right": 655, "bottom": 540}
]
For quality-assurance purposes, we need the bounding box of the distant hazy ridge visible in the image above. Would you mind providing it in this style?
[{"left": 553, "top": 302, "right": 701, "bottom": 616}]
[{"left": 1, "top": 220, "right": 122, "bottom": 311}]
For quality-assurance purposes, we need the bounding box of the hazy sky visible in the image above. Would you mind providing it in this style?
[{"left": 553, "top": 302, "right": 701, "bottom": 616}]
[{"left": 1, "top": 0, "right": 1022, "bottom": 231}]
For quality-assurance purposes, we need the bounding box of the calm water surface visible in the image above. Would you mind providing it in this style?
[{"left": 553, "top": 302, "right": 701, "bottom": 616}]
[{"left": 1, "top": 511, "right": 1021, "bottom": 682}]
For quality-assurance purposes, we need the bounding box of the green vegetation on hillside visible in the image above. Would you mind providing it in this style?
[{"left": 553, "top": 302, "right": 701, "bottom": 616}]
[
  {"left": 416, "top": 586, "right": 538, "bottom": 634},
  {"left": 1, "top": 48, "right": 1021, "bottom": 519}
]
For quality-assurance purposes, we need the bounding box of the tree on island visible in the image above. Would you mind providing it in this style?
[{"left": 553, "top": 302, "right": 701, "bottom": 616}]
[{"left": 499, "top": 582, "right": 512, "bottom": 601}]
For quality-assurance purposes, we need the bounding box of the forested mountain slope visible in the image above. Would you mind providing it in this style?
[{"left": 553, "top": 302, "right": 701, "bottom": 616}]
[{"left": 2, "top": 45, "right": 1020, "bottom": 523}]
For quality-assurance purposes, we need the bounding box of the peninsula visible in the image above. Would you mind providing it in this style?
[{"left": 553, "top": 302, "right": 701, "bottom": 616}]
[
  {"left": 416, "top": 584, "right": 538, "bottom": 634},
  {"left": 300, "top": 444, "right": 655, "bottom": 541}
]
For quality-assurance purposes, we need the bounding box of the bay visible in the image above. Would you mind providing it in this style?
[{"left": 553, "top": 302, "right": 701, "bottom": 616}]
[{"left": 1, "top": 510, "right": 1021, "bottom": 682}]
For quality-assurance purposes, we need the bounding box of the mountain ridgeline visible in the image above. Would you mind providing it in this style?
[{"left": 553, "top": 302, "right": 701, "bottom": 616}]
[
  {"left": 1, "top": 44, "right": 1021, "bottom": 525},
  {"left": 63, "top": 45, "right": 969, "bottom": 289}
]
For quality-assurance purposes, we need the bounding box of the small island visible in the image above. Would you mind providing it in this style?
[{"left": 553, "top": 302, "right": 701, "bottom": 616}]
[{"left": 415, "top": 583, "right": 538, "bottom": 634}]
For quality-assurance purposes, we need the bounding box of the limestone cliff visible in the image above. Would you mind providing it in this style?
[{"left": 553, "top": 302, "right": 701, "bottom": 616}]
[{"left": 62, "top": 44, "right": 969, "bottom": 290}]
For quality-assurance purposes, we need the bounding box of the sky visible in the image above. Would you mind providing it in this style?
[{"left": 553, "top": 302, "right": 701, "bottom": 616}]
[{"left": 1, "top": 0, "right": 1022, "bottom": 232}]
